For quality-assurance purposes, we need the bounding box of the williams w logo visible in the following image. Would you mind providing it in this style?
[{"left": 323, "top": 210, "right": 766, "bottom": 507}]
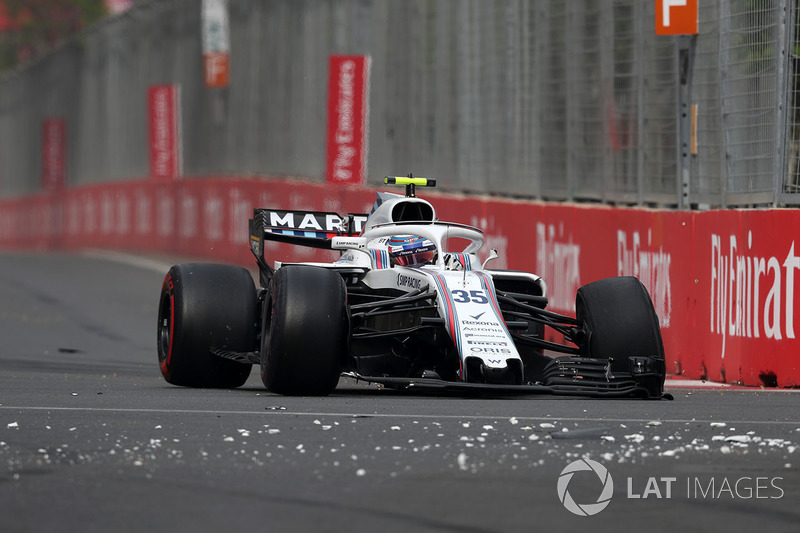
[{"left": 557, "top": 459, "right": 614, "bottom": 516}]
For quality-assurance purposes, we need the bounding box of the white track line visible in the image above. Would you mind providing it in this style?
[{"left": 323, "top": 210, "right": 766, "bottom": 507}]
[
  {"left": 81, "top": 249, "right": 174, "bottom": 274},
  {"left": 1, "top": 406, "right": 799, "bottom": 426}
]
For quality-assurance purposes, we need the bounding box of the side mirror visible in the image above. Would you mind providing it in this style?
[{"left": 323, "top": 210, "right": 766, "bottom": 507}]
[{"left": 482, "top": 249, "right": 499, "bottom": 269}]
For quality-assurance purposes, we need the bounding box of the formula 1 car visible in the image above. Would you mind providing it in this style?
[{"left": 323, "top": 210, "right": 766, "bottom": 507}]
[{"left": 157, "top": 177, "right": 668, "bottom": 399}]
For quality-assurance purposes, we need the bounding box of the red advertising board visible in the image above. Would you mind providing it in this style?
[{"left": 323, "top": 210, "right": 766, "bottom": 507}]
[
  {"left": 326, "top": 55, "right": 371, "bottom": 186},
  {"left": 148, "top": 85, "right": 182, "bottom": 180},
  {"left": 41, "top": 117, "right": 67, "bottom": 192},
  {"left": 4, "top": 175, "right": 800, "bottom": 387},
  {"left": 655, "top": 0, "right": 698, "bottom": 35}
]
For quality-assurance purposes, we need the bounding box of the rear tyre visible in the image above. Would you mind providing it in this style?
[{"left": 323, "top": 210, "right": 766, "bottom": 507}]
[
  {"left": 158, "top": 263, "right": 256, "bottom": 388},
  {"left": 576, "top": 276, "right": 665, "bottom": 394},
  {"left": 261, "top": 266, "right": 347, "bottom": 396}
]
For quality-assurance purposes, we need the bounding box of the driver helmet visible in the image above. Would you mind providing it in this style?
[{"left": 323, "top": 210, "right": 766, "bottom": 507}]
[{"left": 388, "top": 235, "right": 436, "bottom": 267}]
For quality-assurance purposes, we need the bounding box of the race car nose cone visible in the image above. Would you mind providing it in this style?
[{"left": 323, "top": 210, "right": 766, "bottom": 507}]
[{"left": 481, "top": 364, "right": 517, "bottom": 385}]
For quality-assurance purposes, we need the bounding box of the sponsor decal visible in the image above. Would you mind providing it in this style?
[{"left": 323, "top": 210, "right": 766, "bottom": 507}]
[
  {"left": 397, "top": 273, "right": 424, "bottom": 289},
  {"left": 461, "top": 320, "right": 500, "bottom": 326},
  {"left": 710, "top": 233, "right": 800, "bottom": 357},
  {"left": 466, "top": 340, "right": 508, "bottom": 346},
  {"left": 148, "top": 84, "right": 182, "bottom": 180},
  {"left": 264, "top": 210, "right": 368, "bottom": 234},
  {"left": 469, "top": 347, "right": 512, "bottom": 354},
  {"left": 333, "top": 237, "right": 366, "bottom": 249},
  {"left": 462, "top": 326, "right": 505, "bottom": 333},
  {"left": 464, "top": 332, "right": 507, "bottom": 338},
  {"left": 326, "top": 55, "right": 371, "bottom": 185},
  {"left": 536, "top": 222, "right": 580, "bottom": 313},
  {"left": 41, "top": 118, "right": 67, "bottom": 192},
  {"left": 617, "top": 229, "right": 672, "bottom": 327}
]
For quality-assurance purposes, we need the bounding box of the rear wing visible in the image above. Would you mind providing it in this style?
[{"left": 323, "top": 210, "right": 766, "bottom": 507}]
[{"left": 249, "top": 208, "right": 369, "bottom": 256}]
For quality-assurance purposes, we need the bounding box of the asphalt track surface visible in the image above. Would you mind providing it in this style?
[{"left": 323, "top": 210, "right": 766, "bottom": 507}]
[{"left": 1, "top": 251, "right": 800, "bottom": 533}]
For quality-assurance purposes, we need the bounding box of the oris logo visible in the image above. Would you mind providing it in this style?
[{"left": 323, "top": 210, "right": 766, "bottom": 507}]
[{"left": 469, "top": 347, "right": 511, "bottom": 354}]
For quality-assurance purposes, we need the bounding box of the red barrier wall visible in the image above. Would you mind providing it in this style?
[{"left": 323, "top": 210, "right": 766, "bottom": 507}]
[{"left": 1, "top": 176, "right": 798, "bottom": 387}]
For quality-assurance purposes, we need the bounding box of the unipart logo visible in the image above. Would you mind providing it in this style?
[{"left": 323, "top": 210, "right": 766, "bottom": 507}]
[{"left": 464, "top": 332, "right": 506, "bottom": 338}]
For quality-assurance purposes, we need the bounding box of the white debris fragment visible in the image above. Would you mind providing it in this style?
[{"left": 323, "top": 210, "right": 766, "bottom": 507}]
[
  {"left": 725, "top": 435, "right": 751, "bottom": 444},
  {"left": 528, "top": 434, "right": 540, "bottom": 441},
  {"left": 390, "top": 426, "right": 401, "bottom": 431},
  {"left": 710, "top": 422, "right": 726, "bottom": 428},
  {"left": 267, "top": 429, "right": 280, "bottom": 435},
  {"left": 540, "top": 423, "right": 555, "bottom": 429},
  {"left": 356, "top": 469, "right": 366, "bottom": 477},
  {"left": 223, "top": 436, "right": 234, "bottom": 442},
  {"left": 509, "top": 417, "right": 519, "bottom": 425},
  {"left": 720, "top": 446, "right": 733, "bottom": 454},
  {"left": 601, "top": 453, "right": 614, "bottom": 462},
  {"left": 647, "top": 421, "right": 662, "bottom": 426},
  {"left": 483, "top": 425, "right": 494, "bottom": 431},
  {"left": 7, "top": 422, "right": 18, "bottom": 429},
  {"left": 457, "top": 452, "right": 468, "bottom": 471},
  {"left": 601, "top": 436, "right": 615, "bottom": 443},
  {"left": 322, "top": 426, "right": 332, "bottom": 431},
  {"left": 625, "top": 434, "right": 645, "bottom": 443}
]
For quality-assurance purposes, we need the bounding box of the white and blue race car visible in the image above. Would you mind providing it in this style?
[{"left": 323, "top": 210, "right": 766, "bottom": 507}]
[{"left": 157, "top": 176, "right": 668, "bottom": 399}]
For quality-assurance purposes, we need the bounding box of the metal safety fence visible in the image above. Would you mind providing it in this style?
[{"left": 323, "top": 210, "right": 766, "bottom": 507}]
[{"left": 0, "top": 0, "right": 798, "bottom": 208}]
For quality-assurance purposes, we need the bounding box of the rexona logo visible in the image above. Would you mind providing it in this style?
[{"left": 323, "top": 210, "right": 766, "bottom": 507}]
[{"left": 557, "top": 459, "right": 614, "bottom": 516}]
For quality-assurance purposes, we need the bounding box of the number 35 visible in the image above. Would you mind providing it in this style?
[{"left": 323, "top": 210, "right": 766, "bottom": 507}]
[{"left": 451, "top": 290, "right": 488, "bottom": 304}]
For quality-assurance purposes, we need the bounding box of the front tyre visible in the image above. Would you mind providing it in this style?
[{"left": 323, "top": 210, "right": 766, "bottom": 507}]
[
  {"left": 261, "top": 266, "right": 347, "bottom": 396},
  {"left": 576, "top": 276, "right": 665, "bottom": 395},
  {"left": 158, "top": 263, "right": 256, "bottom": 388}
]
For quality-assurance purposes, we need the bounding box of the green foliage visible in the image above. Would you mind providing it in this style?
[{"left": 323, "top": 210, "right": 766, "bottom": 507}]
[{"left": 0, "top": 0, "right": 106, "bottom": 72}]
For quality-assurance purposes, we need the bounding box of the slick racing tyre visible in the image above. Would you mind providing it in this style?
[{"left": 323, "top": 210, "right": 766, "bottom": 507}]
[
  {"left": 261, "top": 266, "right": 347, "bottom": 396},
  {"left": 158, "top": 263, "right": 257, "bottom": 388},
  {"left": 575, "top": 276, "right": 665, "bottom": 383}
]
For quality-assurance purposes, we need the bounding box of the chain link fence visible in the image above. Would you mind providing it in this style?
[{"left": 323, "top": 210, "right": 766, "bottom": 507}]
[{"left": 0, "top": 0, "right": 798, "bottom": 208}]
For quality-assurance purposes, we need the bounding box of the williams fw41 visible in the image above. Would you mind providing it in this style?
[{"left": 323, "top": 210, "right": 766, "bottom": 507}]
[{"left": 157, "top": 177, "right": 669, "bottom": 399}]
